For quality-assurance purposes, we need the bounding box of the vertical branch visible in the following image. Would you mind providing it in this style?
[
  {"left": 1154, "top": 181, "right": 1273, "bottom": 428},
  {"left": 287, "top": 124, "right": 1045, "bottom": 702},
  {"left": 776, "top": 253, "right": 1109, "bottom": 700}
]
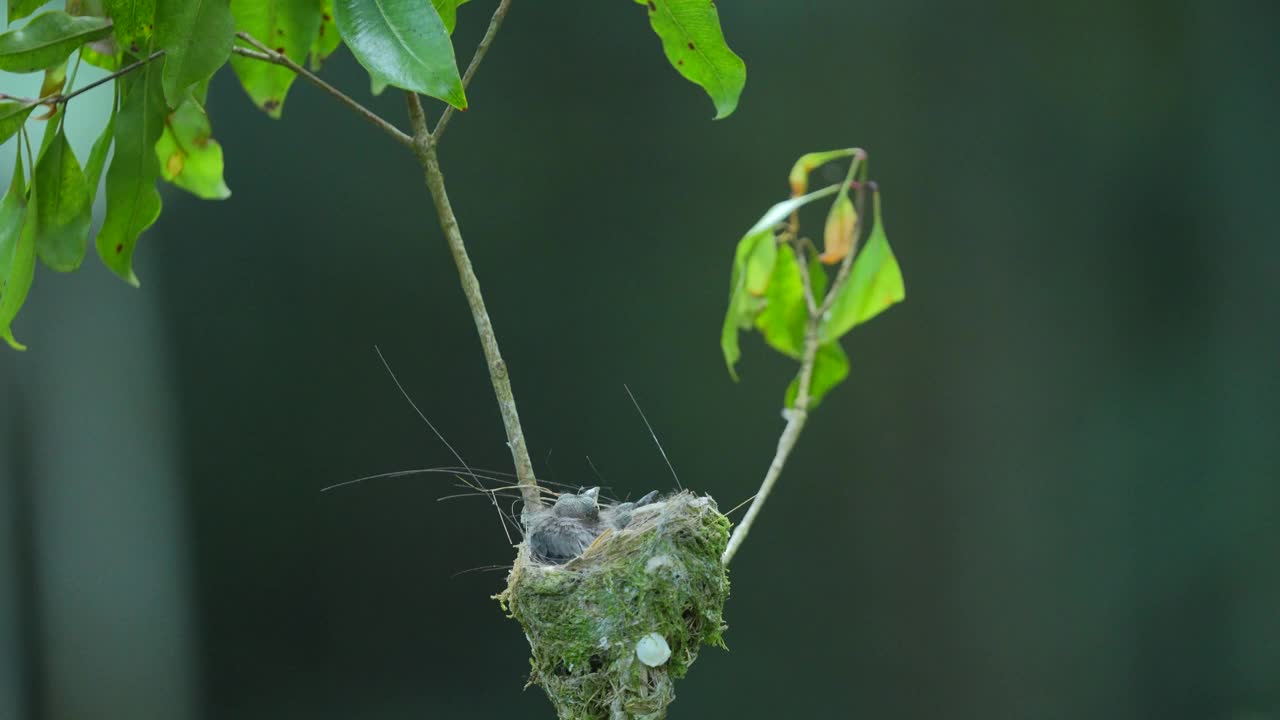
[
  {"left": 406, "top": 92, "right": 542, "bottom": 511},
  {"left": 723, "top": 156, "right": 871, "bottom": 565}
]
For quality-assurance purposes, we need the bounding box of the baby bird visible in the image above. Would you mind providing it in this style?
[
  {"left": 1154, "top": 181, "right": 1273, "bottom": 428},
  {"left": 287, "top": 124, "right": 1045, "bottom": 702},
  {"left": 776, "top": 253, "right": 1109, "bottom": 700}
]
[
  {"left": 527, "top": 488, "right": 661, "bottom": 564},
  {"left": 528, "top": 488, "right": 603, "bottom": 564}
]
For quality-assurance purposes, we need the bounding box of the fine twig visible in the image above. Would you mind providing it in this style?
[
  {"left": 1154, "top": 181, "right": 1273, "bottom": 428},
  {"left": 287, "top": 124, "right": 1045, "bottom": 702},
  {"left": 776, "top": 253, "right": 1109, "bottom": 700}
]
[
  {"left": 405, "top": 89, "right": 542, "bottom": 511},
  {"left": 722, "top": 154, "right": 872, "bottom": 566},
  {"left": 231, "top": 35, "right": 413, "bottom": 149},
  {"left": 430, "top": 0, "right": 512, "bottom": 144},
  {"left": 2, "top": 50, "right": 165, "bottom": 108}
]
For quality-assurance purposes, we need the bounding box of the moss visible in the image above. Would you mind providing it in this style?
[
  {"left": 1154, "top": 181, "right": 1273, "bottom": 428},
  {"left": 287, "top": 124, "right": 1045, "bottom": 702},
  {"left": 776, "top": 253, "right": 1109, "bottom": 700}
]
[{"left": 497, "top": 492, "right": 731, "bottom": 719}]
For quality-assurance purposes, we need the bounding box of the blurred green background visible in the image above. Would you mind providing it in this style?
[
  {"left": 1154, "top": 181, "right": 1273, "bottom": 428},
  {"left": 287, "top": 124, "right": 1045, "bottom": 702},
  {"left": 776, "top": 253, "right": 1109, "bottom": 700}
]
[{"left": 2, "top": 1, "right": 1278, "bottom": 719}]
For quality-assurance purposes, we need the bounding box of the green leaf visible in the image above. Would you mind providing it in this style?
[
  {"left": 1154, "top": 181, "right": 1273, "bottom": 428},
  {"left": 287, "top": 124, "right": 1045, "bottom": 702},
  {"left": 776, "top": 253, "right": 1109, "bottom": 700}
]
[
  {"left": 84, "top": 101, "right": 116, "bottom": 205},
  {"left": 636, "top": 0, "right": 745, "bottom": 119},
  {"left": 0, "top": 11, "right": 114, "bottom": 73},
  {"left": 33, "top": 123, "right": 92, "bottom": 271},
  {"left": 0, "top": 148, "right": 27, "bottom": 286},
  {"left": 0, "top": 151, "right": 36, "bottom": 350},
  {"left": 720, "top": 184, "right": 844, "bottom": 380},
  {"left": 102, "top": 0, "right": 157, "bottom": 54},
  {"left": 7, "top": 0, "right": 45, "bottom": 23},
  {"left": 309, "top": 0, "right": 342, "bottom": 70},
  {"left": 0, "top": 100, "right": 38, "bottom": 145},
  {"left": 432, "top": 0, "right": 469, "bottom": 34},
  {"left": 333, "top": 0, "right": 466, "bottom": 109},
  {"left": 155, "top": 97, "right": 230, "bottom": 200},
  {"left": 720, "top": 228, "right": 769, "bottom": 380},
  {"left": 230, "top": 0, "right": 323, "bottom": 117},
  {"left": 819, "top": 191, "right": 905, "bottom": 344},
  {"left": 756, "top": 248, "right": 825, "bottom": 359},
  {"left": 784, "top": 342, "right": 849, "bottom": 410},
  {"left": 155, "top": 0, "right": 235, "bottom": 107},
  {"left": 97, "top": 59, "right": 167, "bottom": 286},
  {"left": 788, "top": 149, "right": 856, "bottom": 196}
]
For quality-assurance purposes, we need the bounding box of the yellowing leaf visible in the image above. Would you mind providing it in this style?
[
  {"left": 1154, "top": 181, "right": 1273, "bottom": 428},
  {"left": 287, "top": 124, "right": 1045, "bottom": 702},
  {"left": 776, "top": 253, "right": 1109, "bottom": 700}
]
[
  {"left": 788, "top": 148, "right": 856, "bottom": 197},
  {"left": 819, "top": 193, "right": 856, "bottom": 265}
]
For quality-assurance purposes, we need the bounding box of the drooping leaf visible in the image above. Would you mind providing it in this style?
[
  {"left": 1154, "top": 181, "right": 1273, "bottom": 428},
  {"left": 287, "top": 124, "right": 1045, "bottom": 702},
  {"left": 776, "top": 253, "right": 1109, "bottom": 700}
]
[
  {"left": 102, "top": 0, "right": 156, "bottom": 54},
  {"left": 819, "top": 193, "right": 856, "bottom": 264},
  {"left": 636, "top": 0, "right": 745, "bottom": 119},
  {"left": 97, "top": 59, "right": 167, "bottom": 286},
  {"left": 756, "top": 248, "right": 825, "bottom": 359},
  {"left": 0, "top": 11, "right": 114, "bottom": 73},
  {"left": 155, "top": 0, "right": 235, "bottom": 107},
  {"left": 84, "top": 101, "right": 116, "bottom": 204},
  {"left": 0, "top": 153, "right": 36, "bottom": 350},
  {"left": 0, "top": 100, "right": 38, "bottom": 145},
  {"left": 0, "top": 150, "right": 29, "bottom": 300},
  {"left": 784, "top": 341, "right": 849, "bottom": 410},
  {"left": 743, "top": 230, "right": 775, "bottom": 297},
  {"left": 334, "top": 0, "right": 466, "bottom": 109},
  {"left": 432, "top": 0, "right": 469, "bottom": 34},
  {"left": 33, "top": 123, "right": 92, "bottom": 271},
  {"left": 155, "top": 97, "right": 230, "bottom": 200},
  {"left": 721, "top": 184, "right": 844, "bottom": 380},
  {"left": 230, "top": 0, "right": 323, "bottom": 117},
  {"left": 7, "top": 0, "right": 45, "bottom": 24},
  {"left": 819, "top": 191, "right": 905, "bottom": 343},
  {"left": 309, "top": 0, "right": 342, "bottom": 70},
  {"left": 788, "top": 148, "right": 856, "bottom": 196}
]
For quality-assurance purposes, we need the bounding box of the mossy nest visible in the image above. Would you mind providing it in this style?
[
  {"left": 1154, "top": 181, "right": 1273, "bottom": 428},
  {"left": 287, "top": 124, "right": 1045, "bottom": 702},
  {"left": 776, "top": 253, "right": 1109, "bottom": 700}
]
[{"left": 497, "top": 491, "right": 730, "bottom": 720}]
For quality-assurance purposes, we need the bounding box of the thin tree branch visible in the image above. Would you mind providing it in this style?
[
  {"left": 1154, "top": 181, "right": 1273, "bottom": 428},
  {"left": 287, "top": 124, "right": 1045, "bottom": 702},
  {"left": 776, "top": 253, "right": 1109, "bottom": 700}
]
[
  {"left": 724, "top": 154, "right": 873, "bottom": 565},
  {"left": 430, "top": 0, "right": 513, "bottom": 144},
  {"left": 722, "top": 314, "right": 818, "bottom": 566},
  {"left": 231, "top": 36, "right": 413, "bottom": 149},
  {"left": 406, "top": 91, "right": 542, "bottom": 511},
  {"left": 5, "top": 50, "right": 165, "bottom": 108}
]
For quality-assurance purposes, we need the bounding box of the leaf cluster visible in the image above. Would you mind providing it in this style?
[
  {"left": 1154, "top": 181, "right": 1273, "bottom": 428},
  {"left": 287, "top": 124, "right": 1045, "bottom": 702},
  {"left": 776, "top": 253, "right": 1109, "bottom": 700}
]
[
  {"left": 722, "top": 150, "right": 906, "bottom": 409},
  {"left": 0, "top": 0, "right": 746, "bottom": 348}
]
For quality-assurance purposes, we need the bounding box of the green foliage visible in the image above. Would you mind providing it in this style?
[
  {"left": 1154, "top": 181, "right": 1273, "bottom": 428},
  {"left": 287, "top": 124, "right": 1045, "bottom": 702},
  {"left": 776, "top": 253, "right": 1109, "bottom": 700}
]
[
  {"left": 102, "top": 0, "right": 155, "bottom": 54},
  {"left": 33, "top": 122, "right": 92, "bottom": 271},
  {"left": 308, "top": 0, "right": 341, "bottom": 70},
  {"left": 637, "top": 0, "right": 745, "bottom": 119},
  {"left": 819, "top": 192, "right": 905, "bottom": 344},
  {"left": 155, "top": 0, "right": 234, "bottom": 107},
  {"left": 97, "top": 61, "right": 166, "bottom": 286},
  {"left": 0, "top": 149, "right": 34, "bottom": 349},
  {"left": 7, "top": 0, "right": 45, "bottom": 24},
  {"left": 0, "top": 99, "right": 36, "bottom": 143},
  {"left": 229, "top": 0, "right": 322, "bottom": 117},
  {"left": 721, "top": 183, "right": 843, "bottom": 379},
  {"left": 0, "top": 11, "right": 113, "bottom": 73},
  {"left": 155, "top": 97, "right": 230, "bottom": 200},
  {"left": 0, "top": 0, "right": 755, "bottom": 346},
  {"left": 784, "top": 341, "right": 849, "bottom": 409},
  {"left": 722, "top": 152, "right": 906, "bottom": 410},
  {"left": 84, "top": 102, "right": 115, "bottom": 204},
  {"left": 333, "top": 0, "right": 465, "bottom": 109}
]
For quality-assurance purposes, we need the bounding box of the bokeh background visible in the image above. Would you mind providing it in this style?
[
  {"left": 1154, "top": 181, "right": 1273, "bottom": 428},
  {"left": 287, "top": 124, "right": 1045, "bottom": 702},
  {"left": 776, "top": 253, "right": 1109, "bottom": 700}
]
[{"left": 2, "top": 1, "right": 1278, "bottom": 718}]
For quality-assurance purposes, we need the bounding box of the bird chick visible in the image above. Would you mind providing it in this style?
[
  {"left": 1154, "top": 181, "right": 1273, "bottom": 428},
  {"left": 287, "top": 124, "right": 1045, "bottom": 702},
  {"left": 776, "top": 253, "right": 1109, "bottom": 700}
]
[
  {"left": 528, "top": 488, "right": 603, "bottom": 564},
  {"left": 526, "top": 488, "right": 662, "bottom": 564}
]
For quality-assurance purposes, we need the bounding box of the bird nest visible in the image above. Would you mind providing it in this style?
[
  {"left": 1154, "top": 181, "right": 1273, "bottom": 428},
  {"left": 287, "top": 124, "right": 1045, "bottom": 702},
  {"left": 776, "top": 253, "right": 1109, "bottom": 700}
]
[{"left": 496, "top": 490, "right": 731, "bottom": 720}]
